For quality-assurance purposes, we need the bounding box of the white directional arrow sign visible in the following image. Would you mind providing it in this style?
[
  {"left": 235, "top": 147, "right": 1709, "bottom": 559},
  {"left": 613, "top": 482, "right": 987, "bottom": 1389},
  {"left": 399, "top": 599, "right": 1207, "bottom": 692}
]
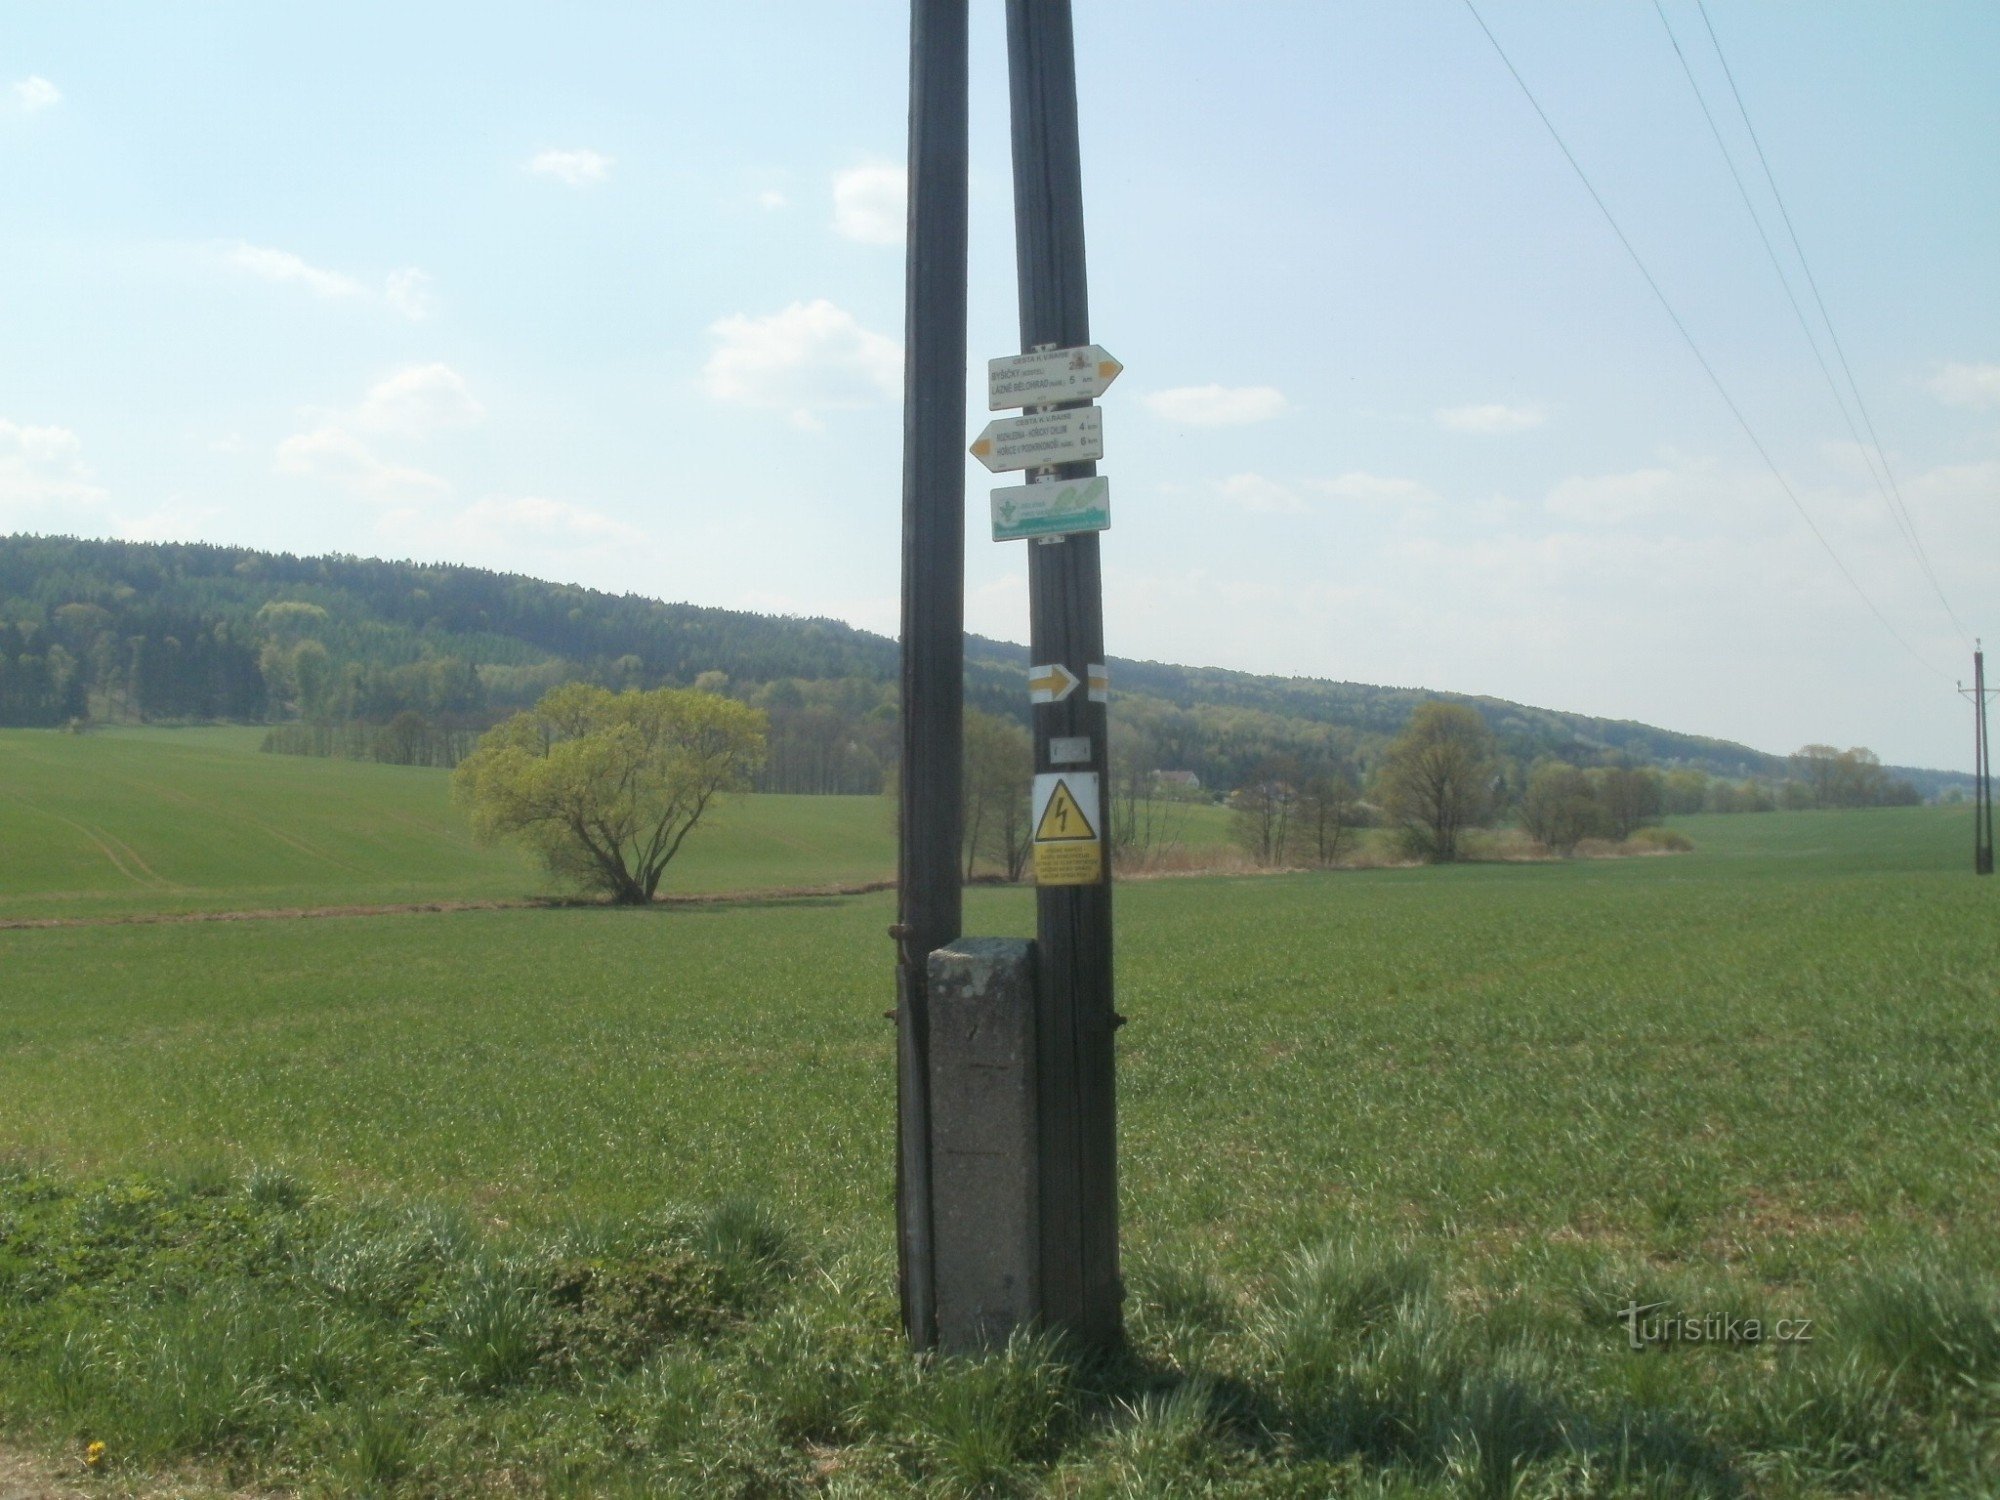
[
  {"left": 1028, "top": 662, "right": 1081, "bottom": 704},
  {"left": 987, "top": 345, "right": 1123, "bottom": 410},
  {"left": 969, "top": 408, "right": 1103, "bottom": 473}
]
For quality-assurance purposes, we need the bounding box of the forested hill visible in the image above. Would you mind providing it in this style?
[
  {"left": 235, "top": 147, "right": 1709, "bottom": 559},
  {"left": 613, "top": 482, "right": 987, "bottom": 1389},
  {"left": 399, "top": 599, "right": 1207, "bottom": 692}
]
[
  {"left": 0, "top": 534, "right": 1958, "bottom": 796},
  {"left": 962, "top": 639, "right": 1799, "bottom": 786}
]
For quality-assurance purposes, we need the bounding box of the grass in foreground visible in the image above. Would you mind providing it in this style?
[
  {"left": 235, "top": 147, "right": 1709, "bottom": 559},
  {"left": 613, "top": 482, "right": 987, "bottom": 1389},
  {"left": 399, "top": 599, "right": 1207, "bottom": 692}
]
[
  {"left": 2, "top": 1161, "right": 1996, "bottom": 1497},
  {"left": 0, "top": 804, "right": 1994, "bottom": 1492}
]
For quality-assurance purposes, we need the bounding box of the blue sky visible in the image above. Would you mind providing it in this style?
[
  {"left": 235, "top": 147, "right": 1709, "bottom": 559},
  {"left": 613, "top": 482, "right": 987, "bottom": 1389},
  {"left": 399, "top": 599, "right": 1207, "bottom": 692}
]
[{"left": 3, "top": 2, "right": 1996, "bottom": 769}]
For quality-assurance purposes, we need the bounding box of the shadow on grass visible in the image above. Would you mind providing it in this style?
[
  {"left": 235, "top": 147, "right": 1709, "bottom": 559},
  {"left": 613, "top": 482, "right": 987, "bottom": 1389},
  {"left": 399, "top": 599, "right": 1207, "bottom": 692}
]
[{"left": 1097, "top": 1238, "right": 1747, "bottom": 1498}]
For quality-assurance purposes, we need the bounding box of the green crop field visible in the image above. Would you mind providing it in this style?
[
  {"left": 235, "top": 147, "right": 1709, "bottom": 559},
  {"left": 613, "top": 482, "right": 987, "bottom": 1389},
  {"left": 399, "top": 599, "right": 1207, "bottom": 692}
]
[
  {"left": 0, "top": 728, "right": 901, "bottom": 922},
  {"left": 0, "top": 729, "right": 1995, "bottom": 1496}
]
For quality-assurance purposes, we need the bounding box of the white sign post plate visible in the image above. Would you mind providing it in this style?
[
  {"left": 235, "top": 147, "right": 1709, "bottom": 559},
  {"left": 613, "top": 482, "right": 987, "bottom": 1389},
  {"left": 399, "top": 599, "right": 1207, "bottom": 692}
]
[
  {"left": 969, "top": 408, "right": 1104, "bottom": 472},
  {"left": 988, "top": 346, "right": 1123, "bottom": 409},
  {"left": 991, "top": 475, "right": 1110, "bottom": 542}
]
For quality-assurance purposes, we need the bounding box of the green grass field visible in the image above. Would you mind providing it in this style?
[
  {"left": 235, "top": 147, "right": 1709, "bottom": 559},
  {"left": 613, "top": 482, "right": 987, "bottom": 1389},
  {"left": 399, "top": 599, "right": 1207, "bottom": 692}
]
[
  {"left": 0, "top": 728, "right": 902, "bottom": 921},
  {"left": 0, "top": 729, "right": 1995, "bottom": 1495}
]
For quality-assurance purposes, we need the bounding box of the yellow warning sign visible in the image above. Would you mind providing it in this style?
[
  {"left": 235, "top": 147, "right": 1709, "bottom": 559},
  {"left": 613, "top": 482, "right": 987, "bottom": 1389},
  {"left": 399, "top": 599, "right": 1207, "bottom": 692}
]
[
  {"left": 1035, "top": 779, "right": 1096, "bottom": 841},
  {"left": 1032, "top": 772, "right": 1102, "bottom": 886},
  {"left": 1035, "top": 840, "right": 1102, "bottom": 884}
]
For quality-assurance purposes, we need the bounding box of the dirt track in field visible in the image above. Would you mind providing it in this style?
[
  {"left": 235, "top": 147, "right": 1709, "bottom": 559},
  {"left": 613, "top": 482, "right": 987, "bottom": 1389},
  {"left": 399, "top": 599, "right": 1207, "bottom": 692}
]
[
  {"left": 0, "top": 1443, "right": 277, "bottom": 1500},
  {"left": 0, "top": 881, "right": 902, "bottom": 933}
]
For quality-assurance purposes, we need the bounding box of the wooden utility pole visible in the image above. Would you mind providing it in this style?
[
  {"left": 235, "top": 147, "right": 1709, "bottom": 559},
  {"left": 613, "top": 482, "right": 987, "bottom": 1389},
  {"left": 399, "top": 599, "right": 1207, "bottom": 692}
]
[
  {"left": 894, "top": 0, "right": 969, "bottom": 1352},
  {"left": 1964, "top": 645, "right": 1995, "bottom": 876},
  {"left": 1006, "top": 0, "right": 1121, "bottom": 1344}
]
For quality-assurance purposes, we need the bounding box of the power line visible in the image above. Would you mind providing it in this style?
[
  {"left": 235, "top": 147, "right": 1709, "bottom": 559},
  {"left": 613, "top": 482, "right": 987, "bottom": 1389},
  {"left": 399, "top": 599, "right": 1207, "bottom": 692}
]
[
  {"left": 1649, "top": 4, "right": 1887, "bottom": 511},
  {"left": 1690, "top": 0, "right": 1974, "bottom": 648},
  {"left": 1459, "top": 0, "right": 1953, "bottom": 683}
]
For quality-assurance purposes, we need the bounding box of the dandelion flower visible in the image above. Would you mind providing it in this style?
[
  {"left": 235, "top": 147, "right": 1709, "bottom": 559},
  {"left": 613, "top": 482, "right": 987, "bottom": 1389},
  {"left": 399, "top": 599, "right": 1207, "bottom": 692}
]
[{"left": 84, "top": 1440, "right": 106, "bottom": 1468}]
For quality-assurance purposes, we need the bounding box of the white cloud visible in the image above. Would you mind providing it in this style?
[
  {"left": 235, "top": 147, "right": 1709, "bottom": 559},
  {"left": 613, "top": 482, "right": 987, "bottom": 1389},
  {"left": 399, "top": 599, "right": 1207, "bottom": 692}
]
[
  {"left": 462, "top": 496, "right": 636, "bottom": 544},
  {"left": 275, "top": 427, "right": 450, "bottom": 503},
  {"left": 275, "top": 365, "right": 484, "bottom": 505},
  {"left": 384, "top": 267, "right": 438, "bottom": 321},
  {"left": 224, "top": 242, "right": 367, "bottom": 301},
  {"left": 526, "top": 148, "right": 612, "bottom": 187},
  {"left": 702, "top": 299, "right": 900, "bottom": 424},
  {"left": 757, "top": 189, "right": 788, "bottom": 211},
  {"left": 353, "top": 363, "right": 485, "bottom": 437},
  {"left": 1143, "top": 385, "right": 1290, "bottom": 427},
  {"left": 1543, "top": 467, "right": 1678, "bottom": 525},
  {"left": 1435, "top": 401, "right": 1546, "bottom": 434},
  {"left": 11, "top": 76, "right": 61, "bottom": 113},
  {"left": 1220, "top": 473, "right": 1308, "bottom": 515},
  {"left": 832, "top": 164, "right": 905, "bottom": 246},
  {"left": 376, "top": 495, "right": 648, "bottom": 570},
  {"left": 0, "top": 418, "right": 106, "bottom": 519},
  {"left": 115, "top": 500, "right": 223, "bottom": 543},
  {"left": 1313, "top": 471, "right": 1441, "bottom": 507},
  {"left": 220, "top": 242, "right": 433, "bottom": 320},
  {"left": 1928, "top": 362, "right": 2000, "bottom": 410},
  {"left": 457, "top": 496, "right": 643, "bottom": 546}
]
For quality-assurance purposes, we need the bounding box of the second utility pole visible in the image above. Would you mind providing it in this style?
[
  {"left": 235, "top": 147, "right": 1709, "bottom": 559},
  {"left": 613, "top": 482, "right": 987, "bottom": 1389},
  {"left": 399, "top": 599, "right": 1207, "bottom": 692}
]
[
  {"left": 1965, "top": 644, "right": 1994, "bottom": 876},
  {"left": 894, "top": 0, "right": 969, "bottom": 1351}
]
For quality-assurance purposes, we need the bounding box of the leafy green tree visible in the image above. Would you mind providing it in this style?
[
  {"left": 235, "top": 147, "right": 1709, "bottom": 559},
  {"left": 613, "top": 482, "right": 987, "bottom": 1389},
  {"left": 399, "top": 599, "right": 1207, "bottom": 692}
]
[
  {"left": 1831, "top": 747, "right": 1889, "bottom": 808},
  {"left": 1789, "top": 745, "right": 1843, "bottom": 808},
  {"left": 453, "top": 683, "right": 765, "bottom": 904},
  {"left": 1520, "top": 762, "right": 1599, "bottom": 855},
  {"left": 1661, "top": 769, "right": 1708, "bottom": 816},
  {"left": 1590, "top": 765, "right": 1663, "bottom": 840},
  {"left": 1376, "top": 702, "right": 1498, "bottom": 862}
]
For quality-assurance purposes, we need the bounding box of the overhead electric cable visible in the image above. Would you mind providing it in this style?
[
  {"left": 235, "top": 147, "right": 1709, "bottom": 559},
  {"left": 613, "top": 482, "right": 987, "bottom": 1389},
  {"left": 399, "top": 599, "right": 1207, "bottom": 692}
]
[
  {"left": 1690, "top": 0, "right": 1974, "bottom": 647},
  {"left": 1650, "top": 3, "right": 1889, "bottom": 506},
  {"left": 1459, "top": 0, "right": 1953, "bottom": 683}
]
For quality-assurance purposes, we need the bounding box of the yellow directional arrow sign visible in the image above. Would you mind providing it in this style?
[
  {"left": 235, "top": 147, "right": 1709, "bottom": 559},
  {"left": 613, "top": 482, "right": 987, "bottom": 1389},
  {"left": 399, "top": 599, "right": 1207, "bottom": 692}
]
[{"left": 1028, "top": 662, "right": 1081, "bottom": 704}]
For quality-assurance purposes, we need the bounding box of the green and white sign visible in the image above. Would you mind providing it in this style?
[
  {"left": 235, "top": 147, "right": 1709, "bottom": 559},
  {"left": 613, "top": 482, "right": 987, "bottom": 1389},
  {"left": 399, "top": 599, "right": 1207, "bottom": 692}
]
[{"left": 990, "top": 475, "right": 1111, "bottom": 542}]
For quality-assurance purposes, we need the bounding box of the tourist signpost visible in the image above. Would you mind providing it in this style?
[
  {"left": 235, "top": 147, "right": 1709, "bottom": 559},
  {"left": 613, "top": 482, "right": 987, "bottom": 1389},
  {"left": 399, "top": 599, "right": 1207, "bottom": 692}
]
[
  {"left": 998, "top": 0, "right": 1123, "bottom": 1344},
  {"left": 896, "top": 0, "right": 1121, "bottom": 1352}
]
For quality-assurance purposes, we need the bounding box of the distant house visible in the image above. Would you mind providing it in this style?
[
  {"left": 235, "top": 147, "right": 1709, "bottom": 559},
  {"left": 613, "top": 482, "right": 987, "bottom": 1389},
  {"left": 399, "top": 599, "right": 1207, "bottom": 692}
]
[{"left": 1153, "top": 769, "right": 1202, "bottom": 792}]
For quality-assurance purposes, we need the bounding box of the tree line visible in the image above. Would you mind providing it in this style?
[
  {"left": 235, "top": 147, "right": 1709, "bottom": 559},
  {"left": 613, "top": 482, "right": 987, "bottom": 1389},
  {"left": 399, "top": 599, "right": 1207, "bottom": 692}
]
[
  {"left": 1206, "top": 703, "right": 1923, "bottom": 871},
  {"left": 1, "top": 536, "right": 1956, "bottom": 814}
]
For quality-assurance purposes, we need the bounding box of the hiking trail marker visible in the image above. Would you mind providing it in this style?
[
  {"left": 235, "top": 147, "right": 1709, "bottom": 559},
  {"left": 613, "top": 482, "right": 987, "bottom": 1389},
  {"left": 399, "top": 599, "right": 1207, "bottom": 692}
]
[
  {"left": 971, "top": 408, "right": 1103, "bottom": 472},
  {"left": 987, "top": 345, "right": 1121, "bottom": 409},
  {"left": 1029, "top": 662, "right": 1080, "bottom": 704},
  {"left": 1031, "top": 771, "right": 1102, "bottom": 886}
]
